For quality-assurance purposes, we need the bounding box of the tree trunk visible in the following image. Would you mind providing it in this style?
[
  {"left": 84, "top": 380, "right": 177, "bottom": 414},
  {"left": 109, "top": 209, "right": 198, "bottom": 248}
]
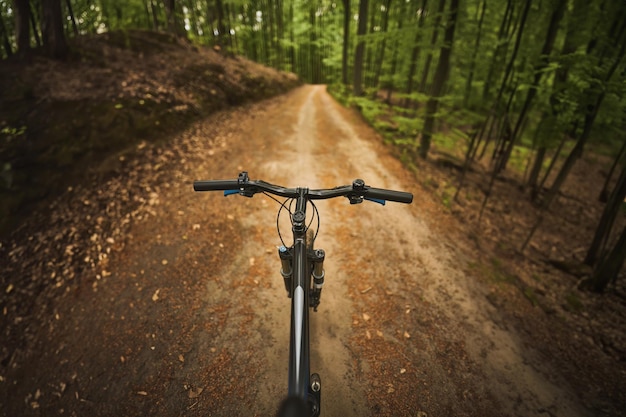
[
  {"left": 527, "top": 145, "right": 546, "bottom": 193},
  {"left": 309, "top": 4, "right": 318, "bottom": 83},
  {"left": 499, "top": 0, "right": 567, "bottom": 173},
  {"left": 418, "top": 0, "right": 446, "bottom": 94},
  {"left": 29, "top": 1, "right": 41, "bottom": 46},
  {"left": 418, "top": 0, "right": 459, "bottom": 159},
  {"left": 0, "top": 6, "right": 13, "bottom": 57},
  {"left": 65, "top": 0, "right": 78, "bottom": 36},
  {"left": 404, "top": 0, "right": 428, "bottom": 106},
  {"left": 149, "top": 0, "right": 159, "bottom": 30},
  {"left": 41, "top": 0, "right": 68, "bottom": 59},
  {"left": 215, "top": 0, "right": 227, "bottom": 48},
  {"left": 14, "top": 0, "right": 31, "bottom": 55},
  {"left": 353, "top": 0, "right": 369, "bottom": 96},
  {"left": 521, "top": 87, "right": 614, "bottom": 252},
  {"left": 585, "top": 164, "right": 626, "bottom": 266},
  {"left": 384, "top": 0, "right": 407, "bottom": 103},
  {"left": 583, "top": 226, "right": 626, "bottom": 293},
  {"left": 482, "top": 0, "right": 513, "bottom": 101},
  {"left": 372, "top": 0, "right": 392, "bottom": 89},
  {"left": 163, "top": 0, "right": 180, "bottom": 35},
  {"left": 274, "top": 0, "right": 284, "bottom": 69},
  {"left": 341, "top": 0, "right": 350, "bottom": 85},
  {"left": 289, "top": 1, "right": 295, "bottom": 73},
  {"left": 463, "top": 0, "right": 486, "bottom": 108},
  {"left": 491, "top": 0, "right": 531, "bottom": 122},
  {"left": 599, "top": 139, "right": 626, "bottom": 202}
]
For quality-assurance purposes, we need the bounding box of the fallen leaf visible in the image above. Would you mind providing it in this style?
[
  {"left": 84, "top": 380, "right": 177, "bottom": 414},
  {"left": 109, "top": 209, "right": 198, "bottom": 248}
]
[
  {"left": 404, "top": 331, "right": 411, "bottom": 339},
  {"left": 136, "top": 391, "right": 148, "bottom": 396},
  {"left": 362, "top": 313, "right": 371, "bottom": 321},
  {"left": 152, "top": 289, "right": 160, "bottom": 302},
  {"left": 178, "top": 354, "right": 185, "bottom": 363},
  {"left": 188, "top": 387, "right": 204, "bottom": 399}
]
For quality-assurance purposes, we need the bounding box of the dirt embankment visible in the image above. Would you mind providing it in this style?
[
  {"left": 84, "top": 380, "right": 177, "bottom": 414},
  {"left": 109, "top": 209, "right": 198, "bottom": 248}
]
[{"left": 0, "top": 29, "right": 299, "bottom": 235}]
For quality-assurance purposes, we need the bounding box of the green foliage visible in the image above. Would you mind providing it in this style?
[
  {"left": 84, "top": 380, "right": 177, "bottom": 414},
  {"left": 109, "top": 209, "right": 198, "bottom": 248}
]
[
  {"left": 564, "top": 291, "right": 584, "bottom": 313},
  {"left": 352, "top": 96, "right": 384, "bottom": 121},
  {"left": 1, "top": 125, "right": 27, "bottom": 138},
  {"left": 2, "top": 0, "right": 626, "bottom": 163}
]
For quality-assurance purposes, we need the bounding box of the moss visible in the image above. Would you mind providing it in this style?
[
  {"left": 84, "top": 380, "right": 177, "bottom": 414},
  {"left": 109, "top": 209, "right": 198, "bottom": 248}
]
[
  {"left": 523, "top": 287, "right": 539, "bottom": 306},
  {"left": 564, "top": 291, "right": 585, "bottom": 313}
]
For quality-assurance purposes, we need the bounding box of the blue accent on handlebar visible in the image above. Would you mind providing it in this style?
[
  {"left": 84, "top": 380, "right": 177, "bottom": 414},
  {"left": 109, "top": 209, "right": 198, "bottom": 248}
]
[
  {"left": 365, "top": 197, "right": 386, "bottom": 206},
  {"left": 224, "top": 190, "right": 240, "bottom": 196}
]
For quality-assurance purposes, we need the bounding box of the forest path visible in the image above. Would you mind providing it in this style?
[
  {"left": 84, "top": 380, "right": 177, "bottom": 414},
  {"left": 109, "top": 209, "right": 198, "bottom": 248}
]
[{"left": 2, "top": 85, "right": 588, "bottom": 417}]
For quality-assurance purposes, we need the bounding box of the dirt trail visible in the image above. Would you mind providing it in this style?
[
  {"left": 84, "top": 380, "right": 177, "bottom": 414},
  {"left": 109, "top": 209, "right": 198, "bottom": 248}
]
[{"left": 1, "top": 85, "right": 591, "bottom": 417}]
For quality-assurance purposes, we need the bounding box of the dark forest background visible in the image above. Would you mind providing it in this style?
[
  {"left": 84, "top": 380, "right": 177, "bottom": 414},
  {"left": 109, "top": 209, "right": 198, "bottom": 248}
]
[{"left": 1, "top": 0, "right": 625, "bottom": 292}]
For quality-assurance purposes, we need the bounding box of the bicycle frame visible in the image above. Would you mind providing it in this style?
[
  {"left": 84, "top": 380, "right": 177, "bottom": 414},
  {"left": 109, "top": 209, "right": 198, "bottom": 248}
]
[{"left": 286, "top": 188, "right": 321, "bottom": 415}]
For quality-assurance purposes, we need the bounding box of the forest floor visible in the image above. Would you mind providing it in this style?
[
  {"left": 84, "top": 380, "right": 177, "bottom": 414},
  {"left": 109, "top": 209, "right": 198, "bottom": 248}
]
[{"left": 1, "top": 31, "right": 625, "bottom": 417}]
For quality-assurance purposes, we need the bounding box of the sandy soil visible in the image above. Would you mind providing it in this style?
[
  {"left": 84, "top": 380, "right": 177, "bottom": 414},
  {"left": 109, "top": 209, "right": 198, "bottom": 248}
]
[{"left": 0, "top": 85, "right": 609, "bottom": 416}]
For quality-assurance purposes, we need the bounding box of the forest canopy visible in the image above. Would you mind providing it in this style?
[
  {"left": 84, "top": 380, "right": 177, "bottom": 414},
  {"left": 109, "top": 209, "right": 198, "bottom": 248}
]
[{"left": 1, "top": 0, "right": 626, "bottom": 291}]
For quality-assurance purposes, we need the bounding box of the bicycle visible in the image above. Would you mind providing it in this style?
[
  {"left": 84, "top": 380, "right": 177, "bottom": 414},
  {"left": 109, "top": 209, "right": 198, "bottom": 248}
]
[{"left": 193, "top": 171, "right": 413, "bottom": 416}]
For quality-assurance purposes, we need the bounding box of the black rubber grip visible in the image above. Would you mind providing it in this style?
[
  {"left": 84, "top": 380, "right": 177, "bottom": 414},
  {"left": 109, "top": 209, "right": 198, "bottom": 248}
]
[
  {"left": 193, "top": 179, "right": 240, "bottom": 191},
  {"left": 366, "top": 187, "right": 413, "bottom": 204}
]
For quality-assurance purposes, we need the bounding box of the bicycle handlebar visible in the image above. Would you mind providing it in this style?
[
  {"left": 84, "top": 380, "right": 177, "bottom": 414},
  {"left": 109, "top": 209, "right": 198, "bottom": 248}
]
[{"left": 193, "top": 172, "right": 413, "bottom": 204}]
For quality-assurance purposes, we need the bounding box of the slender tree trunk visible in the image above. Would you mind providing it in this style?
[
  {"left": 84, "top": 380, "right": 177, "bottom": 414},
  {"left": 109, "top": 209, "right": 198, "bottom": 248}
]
[
  {"left": 585, "top": 164, "right": 626, "bottom": 266},
  {"left": 41, "top": 0, "right": 68, "bottom": 59},
  {"left": 521, "top": 90, "right": 613, "bottom": 252},
  {"left": 353, "top": 0, "right": 369, "bottom": 96},
  {"left": 418, "top": 0, "right": 459, "bottom": 159},
  {"left": 14, "top": 0, "right": 31, "bottom": 55},
  {"left": 482, "top": 0, "right": 512, "bottom": 101},
  {"left": 275, "top": 0, "right": 284, "bottom": 69},
  {"left": 289, "top": 1, "right": 295, "bottom": 73},
  {"left": 527, "top": 145, "right": 546, "bottom": 193},
  {"left": 373, "top": 0, "right": 392, "bottom": 89},
  {"left": 492, "top": 0, "right": 531, "bottom": 122},
  {"left": 384, "top": 0, "right": 406, "bottom": 103},
  {"left": 341, "top": 0, "right": 350, "bottom": 85},
  {"left": 309, "top": 4, "right": 317, "bottom": 82},
  {"left": 163, "top": 0, "right": 176, "bottom": 35},
  {"left": 582, "top": 226, "right": 626, "bottom": 292},
  {"left": 29, "top": 1, "right": 41, "bottom": 46},
  {"left": 0, "top": 7, "right": 13, "bottom": 57},
  {"left": 149, "top": 0, "right": 159, "bottom": 30},
  {"left": 535, "top": 134, "right": 567, "bottom": 197},
  {"left": 463, "top": 0, "right": 486, "bottom": 108},
  {"left": 599, "top": 139, "right": 626, "bottom": 202},
  {"left": 404, "top": 0, "right": 428, "bottom": 106},
  {"left": 65, "top": 0, "right": 78, "bottom": 36},
  {"left": 499, "top": 0, "right": 567, "bottom": 172},
  {"left": 267, "top": 0, "right": 276, "bottom": 66},
  {"left": 215, "top": 0, "right": 227, "bottom": 48},
  {"left": 418, "top": 0, "right": 446, "bottom": 94}
]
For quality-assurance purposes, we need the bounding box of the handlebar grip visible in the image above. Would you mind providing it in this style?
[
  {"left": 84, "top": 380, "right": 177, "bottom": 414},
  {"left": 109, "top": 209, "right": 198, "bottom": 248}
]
[
  {"left": 366, "top": 187, "right": 413, "bottom": 204},
  {"left": 193, "top": 179, "right": 240, "bottom": 191}
]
